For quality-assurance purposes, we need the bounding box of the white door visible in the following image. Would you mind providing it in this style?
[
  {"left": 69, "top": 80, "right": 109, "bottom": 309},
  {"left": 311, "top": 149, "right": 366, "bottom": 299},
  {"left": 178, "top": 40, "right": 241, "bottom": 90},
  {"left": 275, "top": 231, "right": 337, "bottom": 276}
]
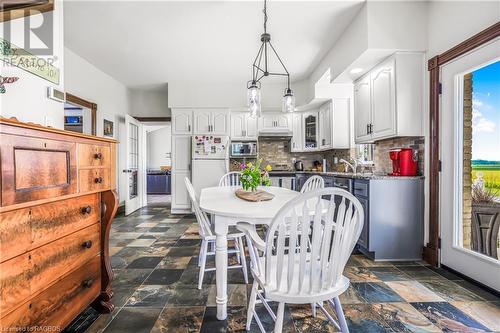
[
  {"left": 211, "top": 110, "right": 229, "bottom": 135},
  {"left": 319, "top": 102, "right": 332, "bottom": 149},
  {"left": 172, "top": 110, "right": 192, "bottom": 135},
  {"left": 371, "top": 58, "right": 396, "bottom": 140},
  {"left": 440, "top": 38, "right": 500, "bottom": 290},
  {"left": 231, "top": 113, "right": 245, "bottom": 139},
  {"left": 245, "top": 113, "right": 258, "bottom": 139},
  {"left": 124, "top": 115, "right": 144, "bottom": 215},
  {"left": 354, "top": 77, "right": 372, "bottom": 143},
  {"left": 171, "top": 135, "right": 191, "bottom": 212},
  {"left": 291, "top": 113, "right": 303, "bottom": 152},
  {"left": 194, "top": 111, "right": 211, "bottom": 134}
]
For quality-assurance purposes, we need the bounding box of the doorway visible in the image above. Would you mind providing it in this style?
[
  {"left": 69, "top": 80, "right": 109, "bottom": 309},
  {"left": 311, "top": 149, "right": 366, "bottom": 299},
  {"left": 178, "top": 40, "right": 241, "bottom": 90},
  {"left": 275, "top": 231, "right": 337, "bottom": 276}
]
[{"left": 440, "top": 38, "right": 500, "bottom": 290}]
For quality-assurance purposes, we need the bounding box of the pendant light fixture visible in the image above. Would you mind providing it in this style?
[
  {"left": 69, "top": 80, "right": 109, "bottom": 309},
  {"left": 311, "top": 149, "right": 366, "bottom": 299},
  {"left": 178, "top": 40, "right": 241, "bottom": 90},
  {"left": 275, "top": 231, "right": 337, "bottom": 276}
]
[{"left": 247, "top": 0, "right": 295, "bottom": 116}]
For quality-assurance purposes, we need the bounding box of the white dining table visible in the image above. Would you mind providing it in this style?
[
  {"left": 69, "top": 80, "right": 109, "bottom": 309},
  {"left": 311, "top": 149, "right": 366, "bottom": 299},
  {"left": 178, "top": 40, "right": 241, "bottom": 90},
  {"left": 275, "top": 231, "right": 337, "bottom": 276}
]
[{"left": 199, "top": 186, "right": 299, "bottom": 320}]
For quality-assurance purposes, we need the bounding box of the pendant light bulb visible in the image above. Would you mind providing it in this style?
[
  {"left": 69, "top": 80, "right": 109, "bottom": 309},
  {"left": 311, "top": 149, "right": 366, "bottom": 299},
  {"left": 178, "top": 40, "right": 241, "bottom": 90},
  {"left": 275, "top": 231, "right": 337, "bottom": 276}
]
[
  {"left": 282, "top": 88, "right": 295, "bottom": 113},
  {"left": 247, "top": 80, "right": 262, "bottom": 118}
]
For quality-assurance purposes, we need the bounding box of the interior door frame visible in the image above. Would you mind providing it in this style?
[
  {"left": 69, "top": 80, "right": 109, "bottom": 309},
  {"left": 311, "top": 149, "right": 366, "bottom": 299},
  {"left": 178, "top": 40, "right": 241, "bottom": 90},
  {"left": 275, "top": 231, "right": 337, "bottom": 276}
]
[
  {"left": 424, "top": 22, "right": 500, "bottom": 267},
  {"left": 66, "top": 93, "right": 97, "bottom": 136}
]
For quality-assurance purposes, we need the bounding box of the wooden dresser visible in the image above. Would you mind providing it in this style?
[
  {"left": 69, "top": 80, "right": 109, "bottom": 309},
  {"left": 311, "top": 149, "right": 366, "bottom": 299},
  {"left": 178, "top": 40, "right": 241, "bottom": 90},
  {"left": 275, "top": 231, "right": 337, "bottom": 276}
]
[{"left": 0, "top": 118, "right": 118, "bottom": 331}]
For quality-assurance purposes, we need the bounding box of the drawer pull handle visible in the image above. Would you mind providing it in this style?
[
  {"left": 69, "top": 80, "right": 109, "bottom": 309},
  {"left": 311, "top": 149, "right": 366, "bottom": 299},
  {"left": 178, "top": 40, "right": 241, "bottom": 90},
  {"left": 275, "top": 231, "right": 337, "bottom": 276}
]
[
  {"left": 94, "top": 153, "right": 103, "bottom": 160},
  {"left": 82, "top": 240, "right": 93, "bottom": 249},
  {"left": 95, "top": 177, "right": 103, "bottom": 184},
  {"left": 81, "top": 206, "right": 92, "bottom": 214},
  {"left": 82, "top": 279, "right": 94, "bottom": 288}
]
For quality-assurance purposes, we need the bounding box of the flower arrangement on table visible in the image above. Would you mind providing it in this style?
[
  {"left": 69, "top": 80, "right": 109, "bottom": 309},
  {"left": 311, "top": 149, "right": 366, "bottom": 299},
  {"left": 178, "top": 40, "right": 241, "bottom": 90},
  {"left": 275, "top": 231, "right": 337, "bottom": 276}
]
[{"left": 239, "top": 159, "right": 272, "bottom": 192}]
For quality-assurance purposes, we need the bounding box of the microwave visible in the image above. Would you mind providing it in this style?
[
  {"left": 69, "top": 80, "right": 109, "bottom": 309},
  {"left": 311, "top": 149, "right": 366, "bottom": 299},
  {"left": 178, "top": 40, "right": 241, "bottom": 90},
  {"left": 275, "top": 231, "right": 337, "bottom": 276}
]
[{"left": 230, "top": 141, "right": 257, "bottom": 157}]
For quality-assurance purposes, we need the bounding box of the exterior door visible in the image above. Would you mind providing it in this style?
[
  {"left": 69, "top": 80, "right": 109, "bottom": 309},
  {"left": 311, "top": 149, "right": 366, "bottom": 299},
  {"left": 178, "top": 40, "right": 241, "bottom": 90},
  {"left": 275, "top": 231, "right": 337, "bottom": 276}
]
[
  {"left": 440, "top": 38, "right": 500, "bottom": 291},
  {"left": 124, "top": 115, "right": 144, "bottom": 215},
  {"left": 354, "top": 77, "right": 372, "bottom": 143},
  {"left": 371, "top": 58, "right": 396, "bottom": 140}
]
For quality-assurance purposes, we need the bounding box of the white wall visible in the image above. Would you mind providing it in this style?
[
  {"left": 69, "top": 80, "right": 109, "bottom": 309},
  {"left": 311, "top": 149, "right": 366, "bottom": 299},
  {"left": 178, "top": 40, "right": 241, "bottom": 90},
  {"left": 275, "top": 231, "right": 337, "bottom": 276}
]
[
  {"left": 147, "top": 125, "right": 172, "bottom": 169},
  {"left": 64, "top": 47, "right": 131, "bottom": 205},
  {"left": 129, "top": 85, "right": 170, "bottom": 117},
  {"left": 0, "top": 0, "right": 65, "bottom": 127}
]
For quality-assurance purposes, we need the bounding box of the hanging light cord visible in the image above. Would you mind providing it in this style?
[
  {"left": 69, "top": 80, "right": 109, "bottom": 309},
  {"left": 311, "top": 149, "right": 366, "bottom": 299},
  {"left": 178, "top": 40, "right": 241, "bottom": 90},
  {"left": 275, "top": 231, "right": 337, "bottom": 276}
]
[{"left": 250, "top": 0, "right": 291, "bottom": 90}]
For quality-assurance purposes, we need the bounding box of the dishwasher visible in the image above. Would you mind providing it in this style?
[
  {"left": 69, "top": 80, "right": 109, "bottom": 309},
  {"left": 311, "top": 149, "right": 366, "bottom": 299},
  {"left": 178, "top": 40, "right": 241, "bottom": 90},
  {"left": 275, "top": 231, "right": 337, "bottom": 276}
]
[{"left": 332, "top": 176, "right": 353, "bottom": 193}]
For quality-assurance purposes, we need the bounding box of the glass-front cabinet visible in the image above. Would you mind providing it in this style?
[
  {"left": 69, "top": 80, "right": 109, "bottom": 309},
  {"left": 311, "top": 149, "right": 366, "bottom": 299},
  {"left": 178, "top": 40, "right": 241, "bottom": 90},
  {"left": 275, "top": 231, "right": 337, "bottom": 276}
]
[{"left": 303, "top": 111, "right": 318, "bottom": 150}]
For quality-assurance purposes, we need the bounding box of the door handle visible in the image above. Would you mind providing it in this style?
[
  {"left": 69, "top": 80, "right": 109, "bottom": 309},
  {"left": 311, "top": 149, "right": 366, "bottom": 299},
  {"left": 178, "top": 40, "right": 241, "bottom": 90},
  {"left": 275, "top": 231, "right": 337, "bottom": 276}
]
[
  {"left": 188, "top": 125, "right": 191, "bottom": 132},
  {"left": 366, "top": 124, "right": 369, "bottom": 135}
]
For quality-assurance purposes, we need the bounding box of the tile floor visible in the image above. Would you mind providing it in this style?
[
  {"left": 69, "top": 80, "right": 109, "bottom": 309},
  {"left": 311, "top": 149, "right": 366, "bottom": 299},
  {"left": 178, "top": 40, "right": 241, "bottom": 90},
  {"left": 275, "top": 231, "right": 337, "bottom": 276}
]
[{"left": 64, "top": 203, "right": 500, "bottom": 333}]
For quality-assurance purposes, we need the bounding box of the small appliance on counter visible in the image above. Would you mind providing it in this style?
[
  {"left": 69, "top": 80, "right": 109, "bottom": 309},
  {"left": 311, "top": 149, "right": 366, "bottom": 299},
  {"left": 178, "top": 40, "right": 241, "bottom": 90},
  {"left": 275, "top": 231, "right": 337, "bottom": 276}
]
[
  {"left": 388, "top": 148, "right": 417, "bottom": 176},
  {"left": 294, "top": 160, "right": 304, "bottom": 171}
]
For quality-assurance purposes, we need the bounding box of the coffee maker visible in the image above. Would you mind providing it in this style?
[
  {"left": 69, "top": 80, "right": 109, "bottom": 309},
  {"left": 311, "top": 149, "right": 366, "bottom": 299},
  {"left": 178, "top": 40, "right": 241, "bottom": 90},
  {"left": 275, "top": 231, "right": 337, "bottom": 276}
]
[{"left": 388, "top": 148, "right": 417, "bottom": 176}]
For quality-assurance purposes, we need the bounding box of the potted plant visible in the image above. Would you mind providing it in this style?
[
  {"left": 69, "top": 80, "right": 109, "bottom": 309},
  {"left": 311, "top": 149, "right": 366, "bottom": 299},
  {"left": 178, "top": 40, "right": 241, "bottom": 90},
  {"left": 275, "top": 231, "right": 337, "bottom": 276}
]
[
  {"left": 239, "top": 159, "right": 272, "bottom": 192},
  {"left": 471, "top": 184, "right": 500, "bottom": 259}
]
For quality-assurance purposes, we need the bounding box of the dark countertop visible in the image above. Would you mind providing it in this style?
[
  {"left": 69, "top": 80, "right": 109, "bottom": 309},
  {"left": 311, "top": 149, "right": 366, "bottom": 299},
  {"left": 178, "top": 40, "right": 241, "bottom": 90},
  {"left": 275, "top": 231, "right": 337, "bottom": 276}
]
[
  {"left": 269, "top": 170, "right": 424, "bottom": 180},
  {"left": 147, "top": 170, "right": 171, "bottom": 175}
]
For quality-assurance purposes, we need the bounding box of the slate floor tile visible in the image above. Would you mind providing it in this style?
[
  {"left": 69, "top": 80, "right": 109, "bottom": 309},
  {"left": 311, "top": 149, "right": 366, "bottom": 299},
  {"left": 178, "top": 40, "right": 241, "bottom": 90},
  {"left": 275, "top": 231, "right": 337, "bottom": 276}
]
[
  {"left": 344, "top": 266, "right": 381, "bottom": 282},
  {"left": 143, "top": 269, "right": 184, "bottom": 285},
  {"left": 385, "top": 281, "right": 444, "bottom": 302},
  {"left": 450, "top": 301, "right": 500, "bottom": 331},
  {"left": 352, "top": 282, "right": 405, "bottom": 303},
  {"left": 200, "top": 306, "right": 248, "bottom": 333},
  {"left": 420, "top": 280, "right": 485, "bottom": 302},
  {"left": 103, "top": 307, "right": 162, "bottom": 333},
  {"left": 371, "top": 302, "right": 441, "bottom": 332},
  {"left": 157, "top": 256, "right": 192, "bottom": 269},
  {"left": 207, "top": 284, "right": 247, "bottom": 307},
  {"left": 342, "top": 303, "right": 394, "bottom": 333},
  {"left": 151, "top": 306, "right": 205, "bottom": 333},
  {"left": 368, "top": 266, "right": 412, "bottom": 281},
  {"left": 168, "top": 285, "right": 210, "bottom": 306},
  {"left": 410, "top": 301, "right": 490, "bottom": 332},
  {"left": 167, "top": 246, "right": 199, "bottom": 257},
  {"left": 398, "top": 266, "right": 446, "bottom": 281},
  {"left": 126, "top": 238, "right": 157, "bottom": 247},
  {"left": 126, "top": 256, "right": 163, "bottom": 269},
  {"left": 125, "top": 285, "right": 173, "bottom": 308}
]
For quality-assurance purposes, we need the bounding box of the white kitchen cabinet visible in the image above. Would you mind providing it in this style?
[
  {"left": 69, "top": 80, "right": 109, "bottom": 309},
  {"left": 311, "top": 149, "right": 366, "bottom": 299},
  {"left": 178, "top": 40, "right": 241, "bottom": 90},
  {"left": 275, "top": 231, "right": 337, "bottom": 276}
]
[
  {"left": 171, "top": 135, "right": 191, "bottom": 213},
  {"left": 259, "top": 113, "right": 292, "bottom": 133},
  {"left": 354, "top": 76, "right": 372, "bottom": 143},
  {"left": 319, "top": 101, "right": 332, "bottom": 149},
  {"left": 230, "top": 112, "right": 257, "bottom": 140},
  {"left": 371, "top": 58, "right": 396, "bottom": 139},
  {"left": 172, "top": 109, "right": 193, "bottom": 135},
  {"left": 303, "top": 111, "right": 319, "bottom": 151},
  {"left": 291, "top": 113, "right": 303, "bottom": 152},
  {"left": 354, "top": 52, "right": 423, "bottom": 143},
  {"left": 332, "top": 98, "right": 351, "bottom": 149},
  {"left": 193, "top": 109, "right": 229, "bottom": 135}
]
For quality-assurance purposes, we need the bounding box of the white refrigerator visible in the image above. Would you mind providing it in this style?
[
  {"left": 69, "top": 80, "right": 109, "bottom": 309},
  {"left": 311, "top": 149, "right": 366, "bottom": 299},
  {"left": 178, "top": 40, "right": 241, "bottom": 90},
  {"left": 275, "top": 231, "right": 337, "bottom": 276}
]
[{"left": 191, "top": 135, "right": 229, "bottom": 197}]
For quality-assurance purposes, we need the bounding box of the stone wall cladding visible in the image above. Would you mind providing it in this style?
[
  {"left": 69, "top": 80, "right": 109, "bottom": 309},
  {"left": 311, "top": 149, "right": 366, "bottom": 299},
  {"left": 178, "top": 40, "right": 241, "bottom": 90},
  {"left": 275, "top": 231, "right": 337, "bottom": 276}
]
[
  {"left": 373, "top": 137, "right": 425, "bottom": 175},
  {"left": 463, "top": 73, "right": 473, "bottom": 249}
]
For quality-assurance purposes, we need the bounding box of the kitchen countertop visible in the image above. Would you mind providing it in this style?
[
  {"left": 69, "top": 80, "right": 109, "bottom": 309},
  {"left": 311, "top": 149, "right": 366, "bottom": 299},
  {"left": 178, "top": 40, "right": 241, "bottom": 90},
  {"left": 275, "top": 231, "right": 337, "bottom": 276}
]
[{"left": 268, "top": 170, "right": 424, "bottom": 180}]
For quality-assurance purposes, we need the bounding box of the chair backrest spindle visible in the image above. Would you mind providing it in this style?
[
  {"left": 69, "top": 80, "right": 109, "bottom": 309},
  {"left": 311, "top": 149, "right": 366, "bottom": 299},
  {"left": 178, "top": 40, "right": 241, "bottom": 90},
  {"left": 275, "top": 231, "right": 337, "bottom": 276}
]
[{"left": 219, "top": 172, "right": 242, "bottom": 187}]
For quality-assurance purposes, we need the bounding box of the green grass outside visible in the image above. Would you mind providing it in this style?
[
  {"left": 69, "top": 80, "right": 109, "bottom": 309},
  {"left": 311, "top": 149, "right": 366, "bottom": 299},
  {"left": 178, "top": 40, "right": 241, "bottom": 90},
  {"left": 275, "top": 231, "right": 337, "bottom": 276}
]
[{"left": 471, "top": 165, "right": 500, "bottom": 193}]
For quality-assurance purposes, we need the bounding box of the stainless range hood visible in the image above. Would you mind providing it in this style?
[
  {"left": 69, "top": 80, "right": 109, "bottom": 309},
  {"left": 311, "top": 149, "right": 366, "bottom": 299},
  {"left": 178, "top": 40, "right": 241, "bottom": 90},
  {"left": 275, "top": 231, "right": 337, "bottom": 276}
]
[{"left": 258, "top": 131, "right": 293, "bottom": 139}]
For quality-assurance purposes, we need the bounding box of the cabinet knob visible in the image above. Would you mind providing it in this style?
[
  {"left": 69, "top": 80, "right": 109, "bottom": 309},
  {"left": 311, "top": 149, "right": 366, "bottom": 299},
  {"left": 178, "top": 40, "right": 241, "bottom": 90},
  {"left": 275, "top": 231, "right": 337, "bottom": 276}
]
[
  {"left": 95, "top": 177, "right": 103, "bottom": 184},
  {"left": 81, "top": 240, "right": 93, "bottom": 249},
  {"left": 94, "top": 152, "right": 102, "bottom": 160},
  {"left": 82, "top": 278, "right": 94, "bottom": 288},
  {"left": 81, "top": 206, "right": 92, "bottom": 214}
]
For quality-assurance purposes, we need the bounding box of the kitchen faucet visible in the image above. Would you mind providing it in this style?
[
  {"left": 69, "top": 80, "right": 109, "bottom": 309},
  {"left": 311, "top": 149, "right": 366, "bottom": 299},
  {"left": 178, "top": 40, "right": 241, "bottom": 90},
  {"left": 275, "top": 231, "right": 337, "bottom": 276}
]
[{"left": 339, "top": 158, "right": 358, "bottom": 174}]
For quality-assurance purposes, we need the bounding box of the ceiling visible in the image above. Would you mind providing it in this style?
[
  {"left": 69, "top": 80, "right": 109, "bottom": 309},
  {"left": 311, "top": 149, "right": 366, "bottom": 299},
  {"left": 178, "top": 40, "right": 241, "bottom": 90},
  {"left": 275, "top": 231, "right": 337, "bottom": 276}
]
[{"left": 64, "top": 1, "right": 364, "bottom": 88}]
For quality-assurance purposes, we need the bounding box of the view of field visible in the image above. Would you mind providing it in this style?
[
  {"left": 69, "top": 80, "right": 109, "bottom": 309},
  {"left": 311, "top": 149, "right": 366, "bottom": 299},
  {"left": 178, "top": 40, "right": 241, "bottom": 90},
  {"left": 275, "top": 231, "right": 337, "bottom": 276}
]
[{"left": 472, "top": 161, "right": 500, "bottom": 195}]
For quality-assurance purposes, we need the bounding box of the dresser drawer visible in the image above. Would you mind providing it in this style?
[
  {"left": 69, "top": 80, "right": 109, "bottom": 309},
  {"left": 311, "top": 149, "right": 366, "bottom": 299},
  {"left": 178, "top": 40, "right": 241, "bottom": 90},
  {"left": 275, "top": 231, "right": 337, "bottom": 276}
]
[
  {"left": 0, "top": 224, "right": 100, "bottom": 315},
  {"left": 79, "top": 169, "right": 110, "bottom": 193},
  {"left": 78, "top": 143, "right": 111, "bottom": 168},
  {"left": 1, "top": 255, "right": 101, "bottom": 331},
  {"left": 0, "top": 194, "right": 100, "bottom": 263},
  {"left": 0, "top": 134, "right": 77, "bottom": 206}
]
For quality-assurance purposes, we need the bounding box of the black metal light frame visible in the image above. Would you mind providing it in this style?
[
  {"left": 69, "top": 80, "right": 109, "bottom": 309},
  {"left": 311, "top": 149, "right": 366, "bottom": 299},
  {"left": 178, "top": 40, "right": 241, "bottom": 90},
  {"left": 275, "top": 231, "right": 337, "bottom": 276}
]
[{"left": 248, "top": 0, "right": 291, "bottom": 91}]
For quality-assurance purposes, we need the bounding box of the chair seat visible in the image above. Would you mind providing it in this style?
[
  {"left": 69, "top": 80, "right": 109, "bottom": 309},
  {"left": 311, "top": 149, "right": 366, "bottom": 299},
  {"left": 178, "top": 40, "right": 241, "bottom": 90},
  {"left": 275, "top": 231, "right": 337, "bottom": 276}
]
[{"left": 253, "top": 255, "right": 350, "bottom": 303}]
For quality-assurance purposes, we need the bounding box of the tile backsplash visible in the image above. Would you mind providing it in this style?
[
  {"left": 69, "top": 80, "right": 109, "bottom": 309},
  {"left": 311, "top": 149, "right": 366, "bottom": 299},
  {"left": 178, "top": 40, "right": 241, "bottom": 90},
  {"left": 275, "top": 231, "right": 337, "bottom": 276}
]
[{"left": 373, "top": 137, "right": 425, "bottom": 175}]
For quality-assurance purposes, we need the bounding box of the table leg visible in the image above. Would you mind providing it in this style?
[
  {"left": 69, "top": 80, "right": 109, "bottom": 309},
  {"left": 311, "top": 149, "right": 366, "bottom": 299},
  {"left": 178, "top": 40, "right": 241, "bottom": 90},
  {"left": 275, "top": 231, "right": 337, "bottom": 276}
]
[{"left": 214, "top": 216, "right": 229, "bottom": 320}]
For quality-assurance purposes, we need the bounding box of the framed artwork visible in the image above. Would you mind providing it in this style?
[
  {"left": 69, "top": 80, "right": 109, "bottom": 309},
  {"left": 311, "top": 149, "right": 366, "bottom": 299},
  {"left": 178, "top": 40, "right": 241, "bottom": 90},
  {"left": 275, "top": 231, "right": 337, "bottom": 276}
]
[{"left": 103, "top": 119, "right": 114, "bottom": 137}]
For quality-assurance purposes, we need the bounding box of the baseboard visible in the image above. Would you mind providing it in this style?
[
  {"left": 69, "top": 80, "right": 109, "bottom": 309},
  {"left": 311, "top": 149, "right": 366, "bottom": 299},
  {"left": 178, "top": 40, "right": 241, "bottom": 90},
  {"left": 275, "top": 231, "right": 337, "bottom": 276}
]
[
  {"left": 441, "top": 264, "right": 500, "bottom": 297},
  {"left": 171, "top": 208, "right": 191, "bottom": 215},
  {"left": 116, "top": 204, "right": 125, "bottom": 216}
]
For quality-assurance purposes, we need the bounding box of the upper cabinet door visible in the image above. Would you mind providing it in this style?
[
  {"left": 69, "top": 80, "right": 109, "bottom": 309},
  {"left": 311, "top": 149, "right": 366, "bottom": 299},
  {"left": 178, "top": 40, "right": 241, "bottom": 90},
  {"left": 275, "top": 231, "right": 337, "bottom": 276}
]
[
  {"left": 319, "top": 102, "right": 332, "bottom": 149},
  {"left": 371, "top": 59, "right": 396, "bottom": 140},
  {"left": 230, "top": 113, "right": 246, "bottom": 139},
  {"left": 354, "top": 77, "right": 372, "bottom": 143},
  {"left": 275, "top": 114, "right": 291, "bottom": 131},
  {"left": 193, "top": 111, "right": 211, "bottom": 134},
  {"left": 245, "top": 114, "right": 258, "bottom": 139},
  {"left": 172, "top": 110, "right": 192, "bottom": 135},
  {"left": 303, "top": 111, "right": 319, "bottom": 150},
  {"left": 260, "top": 114, "right": 276, "bottom": 131},
  {"left": 291, "top": 113, "right": 303, "bottom": 152},
  {"left": 211, "top": 110, "right": 230, "bottom": 135}
]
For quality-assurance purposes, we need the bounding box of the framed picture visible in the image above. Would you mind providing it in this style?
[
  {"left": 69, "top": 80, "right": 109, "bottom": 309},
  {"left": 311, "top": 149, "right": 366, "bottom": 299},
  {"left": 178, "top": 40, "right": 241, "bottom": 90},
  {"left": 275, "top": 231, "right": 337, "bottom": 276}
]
[{"left": 103, "top": 119, "right": 114, "bottom": 137}]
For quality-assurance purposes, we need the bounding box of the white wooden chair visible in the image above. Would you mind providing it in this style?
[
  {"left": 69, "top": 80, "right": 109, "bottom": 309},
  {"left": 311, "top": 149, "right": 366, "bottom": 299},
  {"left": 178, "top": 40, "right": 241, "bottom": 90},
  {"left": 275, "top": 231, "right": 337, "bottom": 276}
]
[
  {"left": 300, "top": 175, "right": 324, "bottom": 193},
  {"left": 237, "top": 188, "right": 364, "bottom": 333},
  {"left": 184, "top": 177, "right": 249, "bottom": 289},
  {"left": 219, "top": 171, "right": 242, "bottom": 187}
]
